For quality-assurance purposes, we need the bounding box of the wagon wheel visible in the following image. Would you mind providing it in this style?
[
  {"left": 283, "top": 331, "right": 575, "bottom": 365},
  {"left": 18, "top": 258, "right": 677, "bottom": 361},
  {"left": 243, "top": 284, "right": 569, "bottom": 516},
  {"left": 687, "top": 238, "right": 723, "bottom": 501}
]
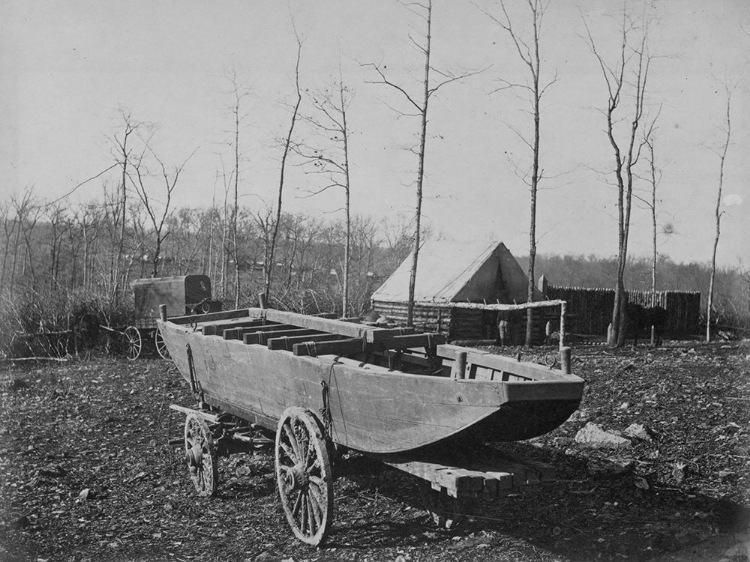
[
  {"left": 154, "top": 328, "right": 171, "bottom": 360},
  {"left": 184, "top": 413, "right": 219, "bottom": 497},
  {"left": 124, "top": 326, "right": 142, "bottom": 361},
  {"left": 275, "top": 407, "right": 334, "bottom": 546}
]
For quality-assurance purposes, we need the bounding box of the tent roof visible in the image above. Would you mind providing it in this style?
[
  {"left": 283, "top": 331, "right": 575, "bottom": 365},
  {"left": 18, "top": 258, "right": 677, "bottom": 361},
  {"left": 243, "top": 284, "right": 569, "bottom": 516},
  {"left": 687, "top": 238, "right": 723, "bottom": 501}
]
[{"left": 372, "top": 239, "right": 531, "bottom": 304}]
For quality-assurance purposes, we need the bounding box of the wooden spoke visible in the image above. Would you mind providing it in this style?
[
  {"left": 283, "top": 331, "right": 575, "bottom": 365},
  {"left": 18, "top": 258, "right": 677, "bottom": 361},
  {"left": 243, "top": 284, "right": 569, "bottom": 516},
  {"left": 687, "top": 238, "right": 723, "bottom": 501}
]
[
  {"left": 275, "top": 407, "right": 333, "bottom": 546},
  {"left": 124, "top": 326, "right": 142, "bottom": 361},
  {"left": 184, "top": 413, "right": 218, "bottom": 497},
  {"left": 155, "top": 328, "right": 171, "bottom": 360}
]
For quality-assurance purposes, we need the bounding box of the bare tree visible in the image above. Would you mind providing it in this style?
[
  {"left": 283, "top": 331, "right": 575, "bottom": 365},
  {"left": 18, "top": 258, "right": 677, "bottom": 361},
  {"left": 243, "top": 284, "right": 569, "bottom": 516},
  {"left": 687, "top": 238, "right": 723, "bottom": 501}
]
[
  {"left": 0, "top": 197, "right": 19, "bottom": 288},
  {"left": 221, "top": 72, "right": 252, "bottom": 308},
  {"left": 128, "top": 139, "right": 194, "bottom": 278},
  {"left": 584, "top": 8, "right": 653, "bottom": 346},
  {"left": 365, "top": 0, "right": 479, "bottom": 326},
  {"left": 295, "top": 68, "right": 354, "bottom": 315},
  {"left": 482, "top": 0, "right": 555, "bottom": 345},
  {"left": 111, "top": 109, "right": 145, "bottom": 303},
  {"left": 43, "top": 202, "right": 70, "bottom": 292},
  {"left": 264, "top": 25, "right": 303, "bottom": 304},
  {"left": 638, "top": 111, "right": 662, "bottom": 306},
  {"left": 10, "top": 189, "right": 41, "bottom": 293},
  {"left": 72, "top": 202, "right": 102, "bottom": 291},
  {"left": 707, "top": 89, "right": 732, "bottom": 342}
]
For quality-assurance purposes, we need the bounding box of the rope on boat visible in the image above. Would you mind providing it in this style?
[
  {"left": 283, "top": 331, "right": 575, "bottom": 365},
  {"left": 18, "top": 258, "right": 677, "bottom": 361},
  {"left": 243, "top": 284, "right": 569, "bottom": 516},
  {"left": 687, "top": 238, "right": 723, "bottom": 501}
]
[
  {"left": 319, "top": 364, "right": 335, "bottom": 436},
  {"left": 304, "top": 341, "right": 318, "bottom": 357}
]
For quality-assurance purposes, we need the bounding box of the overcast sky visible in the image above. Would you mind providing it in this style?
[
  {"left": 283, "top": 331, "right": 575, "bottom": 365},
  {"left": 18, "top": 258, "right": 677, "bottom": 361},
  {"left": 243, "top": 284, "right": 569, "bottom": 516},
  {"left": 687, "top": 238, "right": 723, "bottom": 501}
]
[{"left": 1, "top": 0, "right": 748, "bottom": 271}]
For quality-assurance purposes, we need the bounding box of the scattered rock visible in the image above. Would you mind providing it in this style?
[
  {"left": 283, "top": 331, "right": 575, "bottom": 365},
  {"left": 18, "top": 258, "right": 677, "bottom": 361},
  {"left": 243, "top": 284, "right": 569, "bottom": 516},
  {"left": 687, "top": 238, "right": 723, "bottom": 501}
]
[
  {"left": 574, "top": 423, "right": 631, "bottom": 449},
  {"left": 624, "top": 423, "right": 655, "bottom": 441}
]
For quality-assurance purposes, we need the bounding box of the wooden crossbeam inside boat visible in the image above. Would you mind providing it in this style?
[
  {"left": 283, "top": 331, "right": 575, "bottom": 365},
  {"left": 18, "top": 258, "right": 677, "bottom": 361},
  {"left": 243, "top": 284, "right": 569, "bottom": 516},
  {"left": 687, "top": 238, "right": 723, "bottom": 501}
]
[
  {"left": 244, "top": 328, "right": 320, "bottom": 345},
  {"left": 246, "top": 308, "right": 415, "bottom": 342},
  {"left": 266, "top": 333, "right": 348, "bottom": 351},
  {"left": 293, "top": 338, "right": 364, "bottom": 357},
  {"left": 201, "top": 318, "right": 267, "bottom": 336},
  {"left": 292, "top": 332, "right": 446, "bottom": 357},
  {"left": 224, "top": 323, "right": 296, "bottom": 340}
]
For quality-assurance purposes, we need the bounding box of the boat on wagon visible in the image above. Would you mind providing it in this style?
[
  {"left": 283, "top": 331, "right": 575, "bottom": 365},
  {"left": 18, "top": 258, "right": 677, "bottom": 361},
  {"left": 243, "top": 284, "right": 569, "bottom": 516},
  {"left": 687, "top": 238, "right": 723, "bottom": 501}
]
[{"left": 159, "top": 306, "right": 584, "bottom": 545}]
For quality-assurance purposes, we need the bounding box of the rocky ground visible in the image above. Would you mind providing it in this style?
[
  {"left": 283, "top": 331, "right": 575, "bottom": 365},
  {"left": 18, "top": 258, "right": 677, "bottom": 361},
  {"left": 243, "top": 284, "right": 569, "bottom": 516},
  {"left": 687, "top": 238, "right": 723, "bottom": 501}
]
[{"left": 0, "top": 340, "right": 748, "bottom": 562}]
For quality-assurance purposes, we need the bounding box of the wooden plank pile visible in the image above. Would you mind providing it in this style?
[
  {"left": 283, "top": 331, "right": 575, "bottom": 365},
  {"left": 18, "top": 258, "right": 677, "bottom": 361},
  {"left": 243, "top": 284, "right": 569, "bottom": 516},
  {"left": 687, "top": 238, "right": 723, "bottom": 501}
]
[{"left": 382, "top": 446, "right": 556, "bottom": 499}]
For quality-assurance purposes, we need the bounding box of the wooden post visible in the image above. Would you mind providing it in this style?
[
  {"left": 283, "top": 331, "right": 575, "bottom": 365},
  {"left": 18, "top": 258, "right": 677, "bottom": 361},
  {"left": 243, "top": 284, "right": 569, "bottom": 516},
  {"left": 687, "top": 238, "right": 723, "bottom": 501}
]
[
  {"left": 159, "top": 304, "right": 167, "bottom": 322},
  {"left": 258, "top": 292, "right": 268, "bottom": 309},
  {"left": 650, "top": 325, "right": 655, "bottom": 346},
  {"left": 560, "top": 346, "right": 571, "bottom": 374},
  {"left": 559, "top": 302, "right": 567, "bottom": 350},
  {"left": 452, "top": 351, "right": 467, "bottom": 380}
]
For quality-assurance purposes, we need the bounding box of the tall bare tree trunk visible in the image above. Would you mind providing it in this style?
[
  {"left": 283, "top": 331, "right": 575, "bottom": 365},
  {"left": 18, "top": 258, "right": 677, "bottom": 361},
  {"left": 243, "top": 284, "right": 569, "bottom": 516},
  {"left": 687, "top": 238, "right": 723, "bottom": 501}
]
[
  {"left": 265, "top": 32, "right": 303, "bottom": 303},
  {"left": 707, "top": 92, "right": 732, "bottom": 342},
  {"left": 340, "top": 81, "right": 352, "bottom": 316},
  {"left": 482, "top": 0, "right": 552, "bottom": 346},
  {"left": 406, "top": 0, "right": 433, "bottom": 328},
  {"left": 584, "top": 10, "right": 651, "bottom": 347},
  {"left": 232, "top": 101, "right": 241, "bottom": 308},
  {"left": 366, "top": 0, "right": 477, "bottom": 325}
]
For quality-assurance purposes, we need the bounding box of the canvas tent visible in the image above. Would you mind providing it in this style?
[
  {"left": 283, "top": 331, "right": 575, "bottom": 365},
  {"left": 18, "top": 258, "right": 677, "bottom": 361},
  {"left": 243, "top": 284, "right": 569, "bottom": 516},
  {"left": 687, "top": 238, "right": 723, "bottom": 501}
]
[{"left": 371, "top": 240, "right": 546, "bottom": 341}]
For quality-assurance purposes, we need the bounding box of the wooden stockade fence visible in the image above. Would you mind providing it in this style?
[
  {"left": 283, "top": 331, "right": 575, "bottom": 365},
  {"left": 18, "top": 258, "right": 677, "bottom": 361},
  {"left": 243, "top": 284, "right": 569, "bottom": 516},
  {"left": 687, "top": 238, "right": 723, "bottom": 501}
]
[
  {"left": 546, "top": 286, "right": 701, "bottom": 337},
  {"left": 372, "top": 300, "right": 567, "bottom": 344},
  {"left": 373, "top": 288, "right": 700, "bottom": 343}
]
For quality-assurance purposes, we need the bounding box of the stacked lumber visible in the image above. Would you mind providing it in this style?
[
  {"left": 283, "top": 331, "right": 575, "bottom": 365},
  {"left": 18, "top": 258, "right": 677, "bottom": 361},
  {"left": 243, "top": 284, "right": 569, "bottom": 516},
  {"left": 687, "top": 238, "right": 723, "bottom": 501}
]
[{"left": 381, "top": 445, "right": 556, "bottom": 499}]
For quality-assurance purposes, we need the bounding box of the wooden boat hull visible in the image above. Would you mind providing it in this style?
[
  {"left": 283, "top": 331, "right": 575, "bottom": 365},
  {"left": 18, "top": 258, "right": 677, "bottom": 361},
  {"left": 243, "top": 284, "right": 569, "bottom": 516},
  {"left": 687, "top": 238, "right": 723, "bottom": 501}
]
[{"left": 159, "top": 312, "right": 584, "bottom": 455}]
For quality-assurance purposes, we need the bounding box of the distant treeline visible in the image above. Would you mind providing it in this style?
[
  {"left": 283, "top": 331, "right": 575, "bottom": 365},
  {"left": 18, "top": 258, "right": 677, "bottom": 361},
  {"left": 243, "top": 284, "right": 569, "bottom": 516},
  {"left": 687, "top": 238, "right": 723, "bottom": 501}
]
[
  {"left": 0, "top": 193, "right": 416, "bottom": 353},
  {"left": 1, "top": 191, "right": 747, "bottom": 355}
]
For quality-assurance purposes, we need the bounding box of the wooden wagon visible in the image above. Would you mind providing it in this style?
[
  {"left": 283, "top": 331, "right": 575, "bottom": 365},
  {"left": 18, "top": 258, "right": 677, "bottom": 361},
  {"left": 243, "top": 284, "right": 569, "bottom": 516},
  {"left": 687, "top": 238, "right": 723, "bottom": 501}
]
[
  {"left": 159, "top": 307, "right": 584, "bottom": 545},
  {"left": 120, "top": 275, "right": 221, "bottom": 360}
]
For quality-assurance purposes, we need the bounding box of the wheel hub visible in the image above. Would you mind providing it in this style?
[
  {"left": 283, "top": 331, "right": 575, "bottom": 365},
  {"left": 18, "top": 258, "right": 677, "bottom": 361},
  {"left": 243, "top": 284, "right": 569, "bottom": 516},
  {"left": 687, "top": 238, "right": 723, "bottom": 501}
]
[
  {"left": 187, "top": 443, "right": 203, "bottom": 467},
  {"left": 280, "top": 463, "right": 308, "bottom": 492}
]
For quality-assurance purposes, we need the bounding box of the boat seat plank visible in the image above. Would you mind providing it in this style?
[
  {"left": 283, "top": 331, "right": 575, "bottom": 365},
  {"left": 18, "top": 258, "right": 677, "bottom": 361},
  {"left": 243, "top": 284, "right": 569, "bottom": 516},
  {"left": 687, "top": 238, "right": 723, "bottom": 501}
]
[
  {"left": 293, "top": 338, "right": 365, "bottom": 357},
  {"left": 292, "top": 332, "right": 446, "bottom": 357},
  {"left": 244, "top": 328, "right": 320, "bottom": 346},
  {"left": 198, "top": 317, "right": 270, "bottom": 335},
  {"left": 224, "top": 323, "right": 297, "bottom": 340},
  {"left": 246, "top": 308, "right": 415, "bottom": 343},
  {"left": 266, "top": 333, "right": 348, "bottom": 351}
]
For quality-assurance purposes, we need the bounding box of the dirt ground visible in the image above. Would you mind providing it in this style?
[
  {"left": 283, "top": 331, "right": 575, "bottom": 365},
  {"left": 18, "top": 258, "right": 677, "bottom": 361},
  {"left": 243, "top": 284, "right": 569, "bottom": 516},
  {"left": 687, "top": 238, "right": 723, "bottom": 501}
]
[{"left": 0, "top": 340, "right": 748, "bottom": 562}]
